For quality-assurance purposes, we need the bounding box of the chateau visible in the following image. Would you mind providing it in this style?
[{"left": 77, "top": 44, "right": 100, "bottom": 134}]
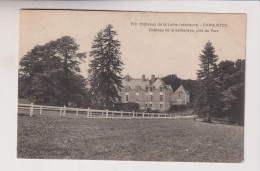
[{"left": 119, "top": 74, "right": 190, "bottom": 112}]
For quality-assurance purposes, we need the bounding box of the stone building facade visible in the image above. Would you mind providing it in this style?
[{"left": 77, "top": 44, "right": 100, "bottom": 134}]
[{"left": 119, "top": 74, "right": 190, "bottom": 112}]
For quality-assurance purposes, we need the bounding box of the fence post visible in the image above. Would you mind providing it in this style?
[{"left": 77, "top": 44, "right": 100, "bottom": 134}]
[
  {"left": 121, "top": 111, "right": 123, "bottom": 117},
  {"left": 142, "top": 112, "right": 144, "bottom": 118},
  {"left": 76, "top": 109, "right": 78, "bottom": 116},
  {"left": 87, "top": 108, "right": 90, "bottom": 117},
  {"left": 133, "top": 110, "right": 135, "bottom": 117},
  {"left": 60, "top": 107, "right": 62, "bottom": 117},
  {"left": 63, "top": 105, "right": 66, "bottom": 117},
  {"left": 102, "top": 112, "right": 103, "bottom": 118},
  {"left": 29, "top": 102, "right": 34, "bottom": 117},
  {"left": 106, "top": 109, "right": 108, "bottom": 118},
  {"left": 39, "top": 106, "right": 42, "bottom": 115}
]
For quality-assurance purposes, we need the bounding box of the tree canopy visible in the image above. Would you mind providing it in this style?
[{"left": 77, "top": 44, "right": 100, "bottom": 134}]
[
  {"left": 19, "top": 36, "right": 89, "bottom": 107},
  {"left": 220, "top": 59, "right": 245, "bottom": 124}
]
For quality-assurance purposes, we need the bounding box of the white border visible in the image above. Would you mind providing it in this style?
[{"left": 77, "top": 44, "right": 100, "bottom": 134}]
[{"left": 0, "top": 1, "right": 259, "bottom": 171}]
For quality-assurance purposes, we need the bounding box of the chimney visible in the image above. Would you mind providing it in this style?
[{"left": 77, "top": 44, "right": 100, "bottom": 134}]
[
  {"left": 151, "top": 74, "right": 155, "bottom": 83},
  {"left": 142, "top": 75, "right": 145, "bottom": 81},
  {"left": 126, "top": 74, "right": 130, "bottom": 82}
]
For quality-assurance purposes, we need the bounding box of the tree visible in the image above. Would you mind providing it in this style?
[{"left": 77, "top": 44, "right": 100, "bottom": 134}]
[
  {"left": 194, "top": 41, "right": 222, "bottom": 122},
  {"left": 19, "top": 36, "right": 87, "bottom": 106},
  {"left": 88, "top": 24, "right": 123, "bottom": 109},
  {"left": 218, "top": 60, "right": 236, "bottom": 90},
  {"left": 220, "top": 59, "right": 245, "bottom": 124},
  {"left": 52, "top": 36, "right": 86, "bottom": 106}
]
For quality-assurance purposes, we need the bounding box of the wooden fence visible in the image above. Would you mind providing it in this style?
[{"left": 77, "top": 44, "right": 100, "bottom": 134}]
[{"left": 18, "top": 103, "right": 194, "bottom": 119}]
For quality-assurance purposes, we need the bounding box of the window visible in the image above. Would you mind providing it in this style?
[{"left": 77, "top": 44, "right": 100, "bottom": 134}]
[
  {"left": 136, "top": 86, "right": 139, "bottom": 92},
  {"left": 126, "top": 95, "right": 128, "bottom": 102},
  {"left": 146, "top": 104, "right": 148, "bottom": 108},
  {"left": 149, "top": 104, "right": 152, "bottom": 108},
  {"left": 150, "top": 95, "right": 153, "bottom": 101},
  {"left": 160, "top": 86, "right": 163, "bottom": 92},
  {"left": 145, "top": 86, "right": 148, "bottom": 92},
  {"left": 150, "top": 86, "right": 153, "bottom": 92},
  {"left": 160, "top": 104, "right": 163, "bottom": 108},
  {"left": 178, "top": 91, "right": 182, "bottom": 97},
  {"left": 160, "top": 95, "right": 163, "bottom": 101},
  {"left": 126, "top": 86, "right": 129, "bottom": 92}
]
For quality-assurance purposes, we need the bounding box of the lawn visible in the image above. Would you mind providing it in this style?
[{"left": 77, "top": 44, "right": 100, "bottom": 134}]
[{"left": 17, "top": 115, "right": 244, "bottom": 162}]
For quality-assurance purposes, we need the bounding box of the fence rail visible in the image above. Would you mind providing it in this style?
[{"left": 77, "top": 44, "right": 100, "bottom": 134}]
[{"left": 18, "top": 103, "right": 194, "bottom": 119}]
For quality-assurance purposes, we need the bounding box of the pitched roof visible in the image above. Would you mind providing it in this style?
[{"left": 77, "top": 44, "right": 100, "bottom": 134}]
[
  {"left": 122, "top": 75, "right": 174, "bottom": 91},
  {"left": 151, "top": 78, "right": 167, "bottom": 88},
  {"left": 122, "top": 77, "right": 149, "bottom": 89},
  {"left": 174, "top": 85, "right": 189, "bottom": 94}
]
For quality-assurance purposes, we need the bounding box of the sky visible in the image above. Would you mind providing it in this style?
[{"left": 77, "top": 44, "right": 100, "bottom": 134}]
[{"left": 19, "top": 10, "right": 246, "bottom": 80}]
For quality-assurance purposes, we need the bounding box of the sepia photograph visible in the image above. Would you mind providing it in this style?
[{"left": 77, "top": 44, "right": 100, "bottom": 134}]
[{"left": 17, "top": 10, "right": 246, "bottom": 162}]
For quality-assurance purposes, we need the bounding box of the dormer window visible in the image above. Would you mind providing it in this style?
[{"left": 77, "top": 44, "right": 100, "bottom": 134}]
[{"left": 160, "top": 86, "right": 163, "bottom": 92}]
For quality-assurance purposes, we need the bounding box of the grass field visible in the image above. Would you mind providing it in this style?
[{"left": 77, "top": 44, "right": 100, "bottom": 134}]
[{"left": 17, "top": 115, "right": 244, "bottom": 162}]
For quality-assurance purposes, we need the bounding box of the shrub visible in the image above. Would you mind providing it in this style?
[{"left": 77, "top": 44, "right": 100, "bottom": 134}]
[
  {"left": 114, "top": 103, "right": 140, "bottom": 112},
  {"left": 169, "top": 105, "right": 188, "bottom": 112}
]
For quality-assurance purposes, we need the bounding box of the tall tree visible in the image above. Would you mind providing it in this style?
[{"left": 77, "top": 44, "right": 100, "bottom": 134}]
[
  {"left": 88, "top": 24, "right": 123, "bottom": 109},
  {"left": 194, "top": 41, "right": 222, "bottom": 122},
  {"left": 19, "top": 36, "right": 87, "bottom": 106}
]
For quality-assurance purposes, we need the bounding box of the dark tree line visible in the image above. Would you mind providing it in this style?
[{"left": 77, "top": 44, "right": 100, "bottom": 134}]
[
  {"left": 219, "top": 59, "right": 245, "bottom": 124},
  {"left": 163, "top": 42, "right": 245, "bottom": 125},
  {"left": 194, "top": 41, "right": 245, "bottom": 124}
]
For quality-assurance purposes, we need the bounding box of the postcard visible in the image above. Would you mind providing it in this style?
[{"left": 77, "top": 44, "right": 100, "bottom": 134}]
[{"left": 18, "top": 10, "right": 246, "bottom": 162}]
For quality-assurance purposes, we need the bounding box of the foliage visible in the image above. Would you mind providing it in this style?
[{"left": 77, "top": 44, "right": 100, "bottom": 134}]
[
  {"left": 220, "top": 59, "right": 245, "bottom": 124},
  {"left": 88, "top": 24, "right": 124, "bottom": 109},
  {"left": 193, "top": 41, "right": 245, "bottom": 124},
  {"left": 19, "top": 36, "right": 88, "bottom": 107},
  {"left": 194, "top": 41, "right": 222, "bottom": 122},
  {"left": 169, "top": 105, "right": 189, "bottom": 112},
  {"left": 162, "top": 74, "right": 181, "bottom": 91},
  {"left": 114, "top": 102, "right": 140, "bottom": 112}
]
